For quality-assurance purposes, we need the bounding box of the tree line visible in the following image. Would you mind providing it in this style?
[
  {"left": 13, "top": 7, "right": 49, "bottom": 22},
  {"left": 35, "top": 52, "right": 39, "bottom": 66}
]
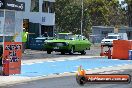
[{"left": 55, "top": 0, "right": 131, "bottom": 36}]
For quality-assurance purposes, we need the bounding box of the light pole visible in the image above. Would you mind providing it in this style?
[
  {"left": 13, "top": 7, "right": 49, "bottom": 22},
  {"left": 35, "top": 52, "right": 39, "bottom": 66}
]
[{"left": 81, "top": 0, "right": 83, "bottom": 36}]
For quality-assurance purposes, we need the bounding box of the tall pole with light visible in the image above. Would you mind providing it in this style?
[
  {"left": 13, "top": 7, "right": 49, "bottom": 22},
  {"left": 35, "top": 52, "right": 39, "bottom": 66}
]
[{"left": 81, "top": 0, "right": 83, "bottom": 36}]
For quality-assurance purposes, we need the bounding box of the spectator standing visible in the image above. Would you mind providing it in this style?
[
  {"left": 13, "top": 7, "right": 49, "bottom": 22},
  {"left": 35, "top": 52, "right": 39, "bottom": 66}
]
[{"left": 22, "top": 28, "right": 28, "bottom": 53}]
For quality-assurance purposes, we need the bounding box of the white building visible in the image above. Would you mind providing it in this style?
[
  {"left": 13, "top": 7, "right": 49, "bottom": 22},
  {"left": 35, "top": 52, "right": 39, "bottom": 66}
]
[{"left": 16, "top": 0, "right": 55, "bottom": 37}]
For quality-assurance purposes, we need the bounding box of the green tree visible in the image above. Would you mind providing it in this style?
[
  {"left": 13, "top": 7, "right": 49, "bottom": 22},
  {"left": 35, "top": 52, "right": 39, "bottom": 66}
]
[
  {"left": 107, "top": 0, "right": 128, "bottom": 26},
  {"left": 119, "top": 0, "right": 132, "bottom": 27},
  {"left": 55, "top": 0, "right": 81, "bottom": 33},
  {"left": 55, "top": 0, "right": 128, "bottom": 36}
]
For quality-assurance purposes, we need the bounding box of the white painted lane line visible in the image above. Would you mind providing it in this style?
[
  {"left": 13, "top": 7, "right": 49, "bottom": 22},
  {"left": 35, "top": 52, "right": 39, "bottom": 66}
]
[
  {"left": 108, "top": 66, "right": 113, "bottom": 67},
  {"left": 46, "top": 61, "right": 55, "bottom": 62},
  {"left": 41, "top": 75, "right": 47, "bottom": 77},
  {"left": 22, "top": 63, "right": 25, "bottom": 65},
  {"left": 124, "top": 64, "right": 130, "bottom": 65},
  {"left": 112, "top": 59, "right": 119, "bottom": 60},
  {"left": 63, "top": 72, "right": 70, "bottom": 74},
  {"left": 25, "top": 63, "right": 34, "bottom": 65},
  {"left": 57, "top": 60, "right": 66, "bottom": 62},
  {"left": 86, "top": 69, "right": 92, "bottom": 71},
  {"left": 102, "top": 67, "right": 107, "bottom": 68},
  {"left": 37, "top": 62, "right": 44, "bottom": 63},
  {"left": 128, "top": 60, "right": 132, "bottom": 61},
  {"left": 72, "top": 71, "right": 77, "bottom": 73},
  {"left": 94, "top": 68, "right": 100, "bottom": 70},
  {"left": 117, "top": 65, "right": 123, "bottom": 66},
  {"left": 59, "top": 73, "right": 63, "bottom": 75},
  {"left": 66, "top": 58, "right": 80, "bottom": 61}
]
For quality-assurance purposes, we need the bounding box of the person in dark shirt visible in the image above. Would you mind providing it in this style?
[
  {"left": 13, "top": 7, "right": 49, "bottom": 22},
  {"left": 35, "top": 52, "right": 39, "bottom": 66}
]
[{"left": 43, "top": 32, "right": 49, "bottom": 37}]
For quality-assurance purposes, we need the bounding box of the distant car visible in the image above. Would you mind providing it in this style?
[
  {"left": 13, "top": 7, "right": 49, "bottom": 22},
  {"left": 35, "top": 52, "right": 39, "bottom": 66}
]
[
  {"left": 44, "top": 33, "right": 92, "bottom": 55},
  {"left": 101, "top": 33, "right": 128, "bottom": 46}
]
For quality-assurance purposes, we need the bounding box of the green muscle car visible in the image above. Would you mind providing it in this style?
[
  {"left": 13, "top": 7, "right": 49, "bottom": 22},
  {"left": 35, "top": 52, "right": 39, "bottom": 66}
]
[{"left": 44, "top": 33, "right": 92, "bottom": 55}]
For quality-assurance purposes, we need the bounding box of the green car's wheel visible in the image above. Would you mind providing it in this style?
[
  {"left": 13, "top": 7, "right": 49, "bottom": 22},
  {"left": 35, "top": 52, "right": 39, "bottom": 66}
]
[
  {"left": 61, "top": 52, "right": 65, "bottom": 55},
  {"left": 69, "top": 46, "right": 74, "bottom": 55},
  {"left": 47, "top": 50, "right": 52, "bottom": 54},
  {"left": 81, "top": 50, "right": 86, "bottom": 55}
]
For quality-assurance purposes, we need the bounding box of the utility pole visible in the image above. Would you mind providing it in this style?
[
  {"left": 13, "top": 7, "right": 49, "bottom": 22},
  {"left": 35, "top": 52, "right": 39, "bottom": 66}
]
[
  {"left": 128, "top": 3, "right": 132, "bottom": 27},
  {"left": 81, "top": 0, "right": 83, "bottom": 36}
]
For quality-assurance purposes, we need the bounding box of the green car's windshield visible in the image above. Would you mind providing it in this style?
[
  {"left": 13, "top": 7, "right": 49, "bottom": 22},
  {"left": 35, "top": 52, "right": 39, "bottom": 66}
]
[{"left": 58, "top": 34, "right": 74, "bottom": 40}]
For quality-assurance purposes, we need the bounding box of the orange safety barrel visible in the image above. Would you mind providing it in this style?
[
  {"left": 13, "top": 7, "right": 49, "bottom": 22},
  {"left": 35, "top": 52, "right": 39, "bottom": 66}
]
[{"left": 112, "top": 40, "right": 132, "bottom": 60}]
